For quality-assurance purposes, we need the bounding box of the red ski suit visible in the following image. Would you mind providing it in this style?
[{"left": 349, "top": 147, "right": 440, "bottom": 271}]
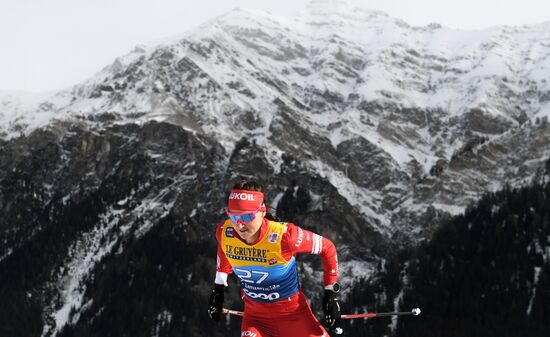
[{"left": 215, "top": 218, "right": 338, "bottom": 337}]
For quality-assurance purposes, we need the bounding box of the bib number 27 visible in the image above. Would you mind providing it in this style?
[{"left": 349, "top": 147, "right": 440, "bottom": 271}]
[{"left": 235, "top": 268, "right": 269, "bottom": 284}]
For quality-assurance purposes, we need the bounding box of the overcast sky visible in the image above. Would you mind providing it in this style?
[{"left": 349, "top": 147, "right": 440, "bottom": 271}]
[{"left": 1, "top": 0, "right": 548, "bottom": 92}]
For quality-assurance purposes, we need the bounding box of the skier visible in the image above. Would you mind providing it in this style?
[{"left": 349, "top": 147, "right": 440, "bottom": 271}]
[{"left": 208, "top": 180, "right": 342, "bottom": 336}]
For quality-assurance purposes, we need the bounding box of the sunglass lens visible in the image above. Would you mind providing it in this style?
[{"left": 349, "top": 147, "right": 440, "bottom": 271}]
[
  {"left": 240, "top": 213, "right": 255, "bottom": 223},
  {"left": 228, "top": 214, "right": 239, "bottom": 224}
]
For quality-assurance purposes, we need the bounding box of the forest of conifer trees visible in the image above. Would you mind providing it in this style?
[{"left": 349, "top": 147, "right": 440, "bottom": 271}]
[{"left": 345, "top": 180, "right": 550, "bottom": 337}]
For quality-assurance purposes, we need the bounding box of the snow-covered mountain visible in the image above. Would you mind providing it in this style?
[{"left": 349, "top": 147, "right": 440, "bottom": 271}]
[
  {"left": 2, "top": 1, "right": 549, "bottom": 243},
  {"left": 1, "top": 1, "right": 550, "bottom": 336}
]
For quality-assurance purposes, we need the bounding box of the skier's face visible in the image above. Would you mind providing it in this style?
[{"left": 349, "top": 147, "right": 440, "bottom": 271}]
[{"left": 229, "top": 209, "right": 265, "bottom": 244}]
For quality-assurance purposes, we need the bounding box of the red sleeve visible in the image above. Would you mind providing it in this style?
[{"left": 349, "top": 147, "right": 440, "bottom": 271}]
[
  {"left": 215, "top": 223, "right": 233, "bottom": 274},
  {"left": 281, "top": 223, "right": 338, "bottom": 286}
]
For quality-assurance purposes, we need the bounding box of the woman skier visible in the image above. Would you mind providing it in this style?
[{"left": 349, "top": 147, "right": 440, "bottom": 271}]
[{"left": 207, "top": 180, "right": 342, "bottom": 336}]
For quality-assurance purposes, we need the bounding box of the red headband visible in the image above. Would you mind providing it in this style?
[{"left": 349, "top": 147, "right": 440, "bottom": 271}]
[{"left": 227, "top": 189, "right": 265, "bottom": 212}]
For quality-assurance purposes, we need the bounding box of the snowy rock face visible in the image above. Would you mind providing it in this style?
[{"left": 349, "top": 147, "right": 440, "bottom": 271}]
[
  {"left": 1, "top": 3, "right": 550, "bottom": 334},
  {"left": 2, "top": 3, "right": 549, "bottom": 245}
]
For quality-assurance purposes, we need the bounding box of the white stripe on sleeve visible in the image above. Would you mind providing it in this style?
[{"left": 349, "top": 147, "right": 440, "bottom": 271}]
[
  {"left": 215, "top": 271, "right": 228, "bottom": 286},
  {"left": 312, "top": 234, "right": 323, "bottom": 254},
  {"left": 311, "top": 234, "right": 318, "bottom": 254}
]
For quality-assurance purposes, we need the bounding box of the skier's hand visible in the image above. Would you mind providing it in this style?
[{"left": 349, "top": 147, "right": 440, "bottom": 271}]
[
  {"left": 323, "top": 290, "right": 342, "bottom": 334},
  {"left": 207, "top": 284, "right": 225, "bottom": 322}
]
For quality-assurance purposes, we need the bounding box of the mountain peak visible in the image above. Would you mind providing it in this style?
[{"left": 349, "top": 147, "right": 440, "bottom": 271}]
[
  {"left": 305, "top": 0, "right": 391, "bottom": 18},
  {"left": 301, "top": 0, "right": 410, "bottom": 34},
  {"left": 216, "top": 7, "right": 276, "bottom": 24}
]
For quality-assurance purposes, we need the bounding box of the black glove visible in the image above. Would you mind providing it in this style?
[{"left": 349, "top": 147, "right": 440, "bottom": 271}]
[
  {"left": 207, "top": 284, "right": 225, "bottom": 321},
  {"left": 323, "top": 290, "right": 342, "bottom": 334}
]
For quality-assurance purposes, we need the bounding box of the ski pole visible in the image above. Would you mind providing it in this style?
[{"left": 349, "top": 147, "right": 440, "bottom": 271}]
[
  {"left": 340, "top": 308, "right": 421, "bottom": 319},
  {"left": 223, "top": 307, "right": 421, "bottom": 319},
  {"left": 222, "top": 308, "right": 244, "bottom": 316}
]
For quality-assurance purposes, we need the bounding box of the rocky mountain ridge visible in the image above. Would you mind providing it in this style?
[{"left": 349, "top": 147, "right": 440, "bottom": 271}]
[{"left": 2, "top": 3, "right": 549, "bottom": 243}]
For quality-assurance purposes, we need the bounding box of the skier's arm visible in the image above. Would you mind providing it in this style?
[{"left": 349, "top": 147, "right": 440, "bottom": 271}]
[
  {"left": 282, "top": 223, "right": 338, "bottom": 285},
  {"left": 208, "top": 223, "right": 232, "bottom": 322},
  {"left": 214, "top": 223, "right": 232, "bottom": 286},
  {"left": 283, "top": 223, "right": 342, "bottom": 333}
]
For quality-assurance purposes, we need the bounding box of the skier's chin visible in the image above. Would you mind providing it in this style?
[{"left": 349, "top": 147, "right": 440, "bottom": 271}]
[{"left": 236, "top": 230, "right": 249, "bottom": 239}]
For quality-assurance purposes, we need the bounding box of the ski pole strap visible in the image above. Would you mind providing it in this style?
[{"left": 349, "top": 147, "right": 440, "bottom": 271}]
[{"left": 223, "top": 308, "right": 421, "bottom": 319}]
